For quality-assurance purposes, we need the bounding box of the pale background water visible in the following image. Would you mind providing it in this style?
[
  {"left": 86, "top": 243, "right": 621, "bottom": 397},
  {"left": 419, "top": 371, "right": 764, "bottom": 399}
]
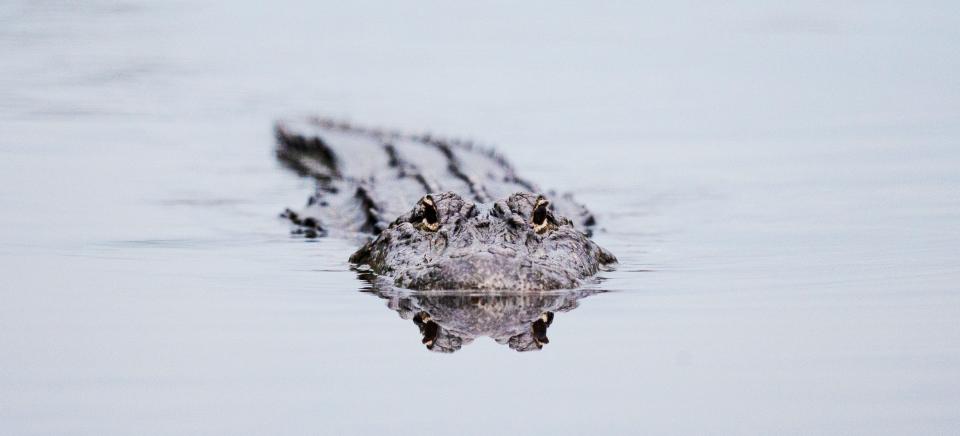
[{"left": 2, "top": 1, "right": 959, "bottom": 434}]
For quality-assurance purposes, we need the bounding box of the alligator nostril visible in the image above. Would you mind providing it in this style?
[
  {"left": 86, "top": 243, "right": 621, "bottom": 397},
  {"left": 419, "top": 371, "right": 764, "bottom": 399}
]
[{"left": 492, "top": 201, "right": 509, "bottom": 217}]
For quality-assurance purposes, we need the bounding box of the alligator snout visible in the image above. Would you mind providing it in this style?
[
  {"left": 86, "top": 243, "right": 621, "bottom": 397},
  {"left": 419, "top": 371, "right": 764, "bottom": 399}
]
[
  {"left": 351, "top": 191, "right": 616, "bottom": 291},
  {"left": 407, "top": 252, "right": 579, "bottom": 291}
]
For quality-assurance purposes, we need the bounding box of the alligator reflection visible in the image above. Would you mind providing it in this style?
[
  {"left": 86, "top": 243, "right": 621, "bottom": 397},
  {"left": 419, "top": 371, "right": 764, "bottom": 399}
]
[{"left": 361, "top": 279, "right": 604, "bottom": 353}]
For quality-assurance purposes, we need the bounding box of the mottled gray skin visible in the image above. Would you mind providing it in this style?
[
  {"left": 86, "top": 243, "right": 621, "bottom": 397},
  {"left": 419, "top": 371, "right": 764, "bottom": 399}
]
[
  {"left": 275, "top": 117, "right": 616, "bottom": 291},
  {"left": 350, "top": 191, "right": 616, "bottom": 290}
]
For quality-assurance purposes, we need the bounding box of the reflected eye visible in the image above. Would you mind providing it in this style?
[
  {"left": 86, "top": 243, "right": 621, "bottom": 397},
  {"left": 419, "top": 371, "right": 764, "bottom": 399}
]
[
  {"left": 419, "top": 195, "right": 440, "bottom": 231},
  {"left": 531, "top": 196, "right": 551, "bottom": 233}
]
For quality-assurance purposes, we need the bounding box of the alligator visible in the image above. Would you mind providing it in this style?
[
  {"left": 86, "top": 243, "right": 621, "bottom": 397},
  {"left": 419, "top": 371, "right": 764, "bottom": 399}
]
[{"left": 275, "top": 117, "right": 616, "bottom": 291}]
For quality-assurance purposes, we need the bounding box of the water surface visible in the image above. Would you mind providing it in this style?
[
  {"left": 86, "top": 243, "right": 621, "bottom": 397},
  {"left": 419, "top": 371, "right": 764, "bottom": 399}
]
[{"left": 1, "top": 1, "right": 959, "bottom": 434}]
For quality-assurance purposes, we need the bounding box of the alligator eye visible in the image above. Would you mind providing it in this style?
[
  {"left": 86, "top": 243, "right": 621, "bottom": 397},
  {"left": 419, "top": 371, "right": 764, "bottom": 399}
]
[
  {"left": 531, "top": 196, "right": 551, "bottom": 233},
  {"left": 419, "top": 195, "right": 440, "bottom": 231}
]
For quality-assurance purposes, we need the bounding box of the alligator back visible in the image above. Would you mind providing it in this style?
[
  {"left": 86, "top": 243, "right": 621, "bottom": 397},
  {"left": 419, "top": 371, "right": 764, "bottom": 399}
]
[{"left": 275, "top": 117, "right": 596, "bottom": 237}]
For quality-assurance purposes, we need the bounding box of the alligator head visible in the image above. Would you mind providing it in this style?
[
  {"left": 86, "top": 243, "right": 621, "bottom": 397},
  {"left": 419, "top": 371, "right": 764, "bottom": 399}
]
[{"left": 349, "top": 192, "right": 616, "bottom": 290}]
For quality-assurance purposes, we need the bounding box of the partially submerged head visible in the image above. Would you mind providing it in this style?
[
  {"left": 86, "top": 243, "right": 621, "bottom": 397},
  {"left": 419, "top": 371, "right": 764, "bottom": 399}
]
[{"left": 350, "top": 192, "right": 616, "bottom": 290}]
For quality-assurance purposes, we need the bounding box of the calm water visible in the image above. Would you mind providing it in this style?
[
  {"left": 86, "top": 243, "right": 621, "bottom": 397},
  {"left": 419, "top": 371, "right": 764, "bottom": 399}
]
[{"left": 2, "top": 1, "right": 959, "bottom": 434}]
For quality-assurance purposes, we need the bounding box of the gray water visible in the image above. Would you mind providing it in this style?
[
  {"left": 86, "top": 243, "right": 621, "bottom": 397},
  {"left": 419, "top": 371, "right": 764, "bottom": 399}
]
[{"left": 2, "top": 1, "right": 959, "bottom": 434}]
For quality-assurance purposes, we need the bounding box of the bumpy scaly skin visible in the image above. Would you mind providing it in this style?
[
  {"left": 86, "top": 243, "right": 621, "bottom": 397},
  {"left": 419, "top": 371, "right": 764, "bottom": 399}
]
[
  {"left": 275, "top": 117, "right": 617, "bottom": 290},
  {"left": 350, "top": 192, "right": 617, "bottom": 291}
]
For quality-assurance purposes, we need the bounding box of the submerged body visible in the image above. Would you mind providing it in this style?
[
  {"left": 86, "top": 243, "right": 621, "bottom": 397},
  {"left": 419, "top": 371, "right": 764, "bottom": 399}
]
[{"left": 275, "top": 118, "right": 616, "bottom": 290}]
